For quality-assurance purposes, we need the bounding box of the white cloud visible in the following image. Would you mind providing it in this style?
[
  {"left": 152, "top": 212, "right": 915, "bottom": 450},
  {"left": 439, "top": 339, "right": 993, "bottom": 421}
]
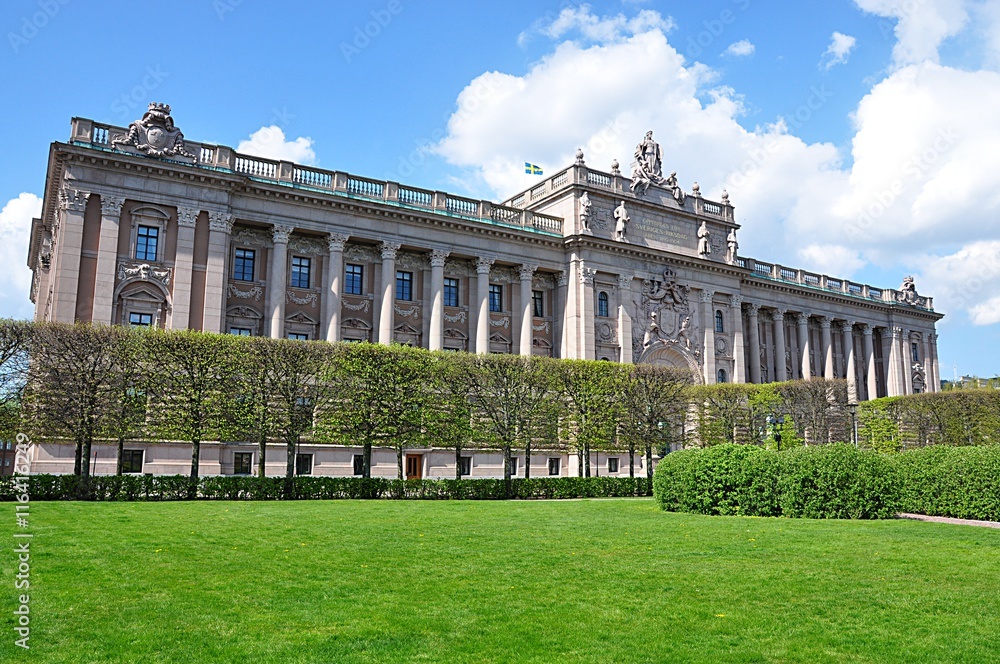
[
  {"left": 0, "top": 193, "right": 41, "bottom": 320},
  {"left": 436, "top": 6, "right": 1000, "bottom": 330},
  {"left": 236, "top": 126, "right": 317, "bottom": 165},
  {"left": 917, "top": 240, "right": 1000, "bottom": 325},
  {"left": 722, "top": 39, "right": 756, "bottom": 58},
  {"left": 821, "top": 32, "right": 857, "bottom": 69},
  {"left": 519, "top": 4, "right": 673, "bottom": 46},
  {"left": 854, "top": 0, "right": 970, "bottom": 67}
]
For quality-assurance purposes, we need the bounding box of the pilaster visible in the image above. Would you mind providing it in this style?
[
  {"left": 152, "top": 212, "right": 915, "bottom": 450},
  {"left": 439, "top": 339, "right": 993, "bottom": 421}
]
[
  {"left": 92, "top": 194, "right": 125, "bottom": 325},
  {"left": 325, "top": 233, "right": 349, "bottom": 342},
  {"left": 204, "top": 211, "right": 233, "bottom": 334}
]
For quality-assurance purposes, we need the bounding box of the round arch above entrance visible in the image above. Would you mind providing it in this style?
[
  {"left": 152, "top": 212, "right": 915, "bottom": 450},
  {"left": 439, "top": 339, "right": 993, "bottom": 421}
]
[{"left": 636, "top": 342, "right": 703, "bottom": 384}]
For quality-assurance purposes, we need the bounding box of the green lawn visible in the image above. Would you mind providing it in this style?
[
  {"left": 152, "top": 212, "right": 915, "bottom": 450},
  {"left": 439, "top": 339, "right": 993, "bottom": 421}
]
[{"left": 2, "top": 499, "right": 999, "bottom": 663}]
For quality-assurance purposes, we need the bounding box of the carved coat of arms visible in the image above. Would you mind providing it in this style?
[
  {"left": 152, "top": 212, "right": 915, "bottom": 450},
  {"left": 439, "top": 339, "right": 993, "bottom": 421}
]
[
  {"left": 632, "top": 266, "right": 698, "bottom": 362},
  {"left": 112, "top": 102, "right": 195, "bottom": 159}
]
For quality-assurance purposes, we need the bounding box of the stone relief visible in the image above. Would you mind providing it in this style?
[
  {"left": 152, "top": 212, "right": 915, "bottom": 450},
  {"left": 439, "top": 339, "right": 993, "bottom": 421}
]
[
  {"left": 344, "top": 244, "right": 379, "bottom": 263},
  {"left": 285, "top": 291, "right": 318, "bottom": 308},
  {"left": 228, "top": 284, "right": 263, "bottom": 301},
  {"left": 342, "top": 298, "right": 371, "bottom": 312},
  {"left": 633, "top": 265, "right": 699, "bottom": 362},
  {"left": 597, "top": 321, "right": 617, "bottom": 344},
  {"left": 231, "top": 227, "right": 274, "bottom": 249},
  {"left": 443, "top": 310, "right": 467, "bottom": 323},
  {"left": 118, "top": 261, "right": 171, "bottom": 286},
  {"left": 532, "top": 273, "right": 556, "bottom": 290},
  {"left": 287, "top": 235, "right": 327, "bottom": 257},
  {"left": 112, "top": 103, "right": 195, "bottom": 159},
  {"left": 444, "top": 259, "right": 474, "bottom": 277},
  {"left": 397, "top": 252, "right": 430, "bottom": 271},
  {"left": 394, "top": 304, "right": 419, "bottom": 318}
]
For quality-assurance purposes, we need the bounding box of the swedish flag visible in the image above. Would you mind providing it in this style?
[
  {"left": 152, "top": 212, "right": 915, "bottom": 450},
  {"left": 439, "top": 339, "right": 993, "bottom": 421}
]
[{"left": 524, "top": 162, "right": 543, "bottom": 175}]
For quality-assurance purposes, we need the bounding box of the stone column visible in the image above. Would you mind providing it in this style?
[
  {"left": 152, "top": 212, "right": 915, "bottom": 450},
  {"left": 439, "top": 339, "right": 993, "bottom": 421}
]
[
  {"left": 930, "top": 333, "right": 941, "bottom": 393},
  {"left": 579, "top": 263, "right": 596, "bottom": 361},
  {"left": 204, "top": 212, "right": 234, "bottom": 334},
  {"left": 730, "top": 294, "right": 746, "bottom": 383},
  {"left": 169, "top": 206, "right": 198, "bottom": 330},
  {"left": 701, "top": 290, "right": 716, "bottom": 384},
  {"left": 886, "top": 327, "right": 903, "bottom": 396},
  {"left": 773, "top": 309, "right": 788, "bottom": 382},
  {"left": 428, "top": 250, "right": 449, "bottom": 351},
  {"left": 518, "top": 264, "right": 536, "bottom": 356},
  {"left": 52, "top": 188, "right": 89, "bottom": 323},
  {"left": 555, "top": 270, "right": 568, "bottom": 358},
  {"left": 746, "top": 304, "right": 761, "bottom": 384},
  {"left": 902, "top": 328, "right": 914, "bottom": 395},
  {"left": 378, "top": 241, "right": 400, "bottom": 345},
  {"left": 475, "top": 258, "right": 494, "bottom": 354},
  {"left": 268, "top": 225, "right": 293, "bottom": 339},
  {"left": 862, "top": 324, "right": 877, "bottom": 400},
  {"left": 797, "top": 313, "right": 811, "bottom": 381},
  {"left": 92, "top": 195, "right": 125, "bottom": 325},
  {"left": 820, "top": 316, "right": 834, "bottom": 379},
  {"left": 325, "top": 233, "right": 349, "bottom": 343},
  {"left": 841, "top": 321, "right": 857, "bottom": 402},
  {"left": 617, "top": 275, "right": 633, "bottom": 365}
]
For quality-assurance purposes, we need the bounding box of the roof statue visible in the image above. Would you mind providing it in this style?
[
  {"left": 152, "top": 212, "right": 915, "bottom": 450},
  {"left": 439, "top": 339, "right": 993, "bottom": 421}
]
[
  {"left": 630, "top": 130, "right": 666, "bottom": 195},
  {"left": 112, "top": 102, "right": 194, "bottom": 159}
]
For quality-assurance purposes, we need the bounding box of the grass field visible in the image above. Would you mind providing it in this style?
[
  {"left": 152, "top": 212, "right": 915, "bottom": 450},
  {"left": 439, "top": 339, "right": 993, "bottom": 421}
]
[{"left": 2, "top": 499, "right": 999, "bottom": 663}]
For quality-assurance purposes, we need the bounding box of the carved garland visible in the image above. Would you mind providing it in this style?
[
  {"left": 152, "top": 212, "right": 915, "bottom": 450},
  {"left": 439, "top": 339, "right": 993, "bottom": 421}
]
[
  {"left": 285, "top": 291, "right": 318, "bottom": 308},
  {"left": 444, "top": 310, "right": 468, "bottom": 323},
  {"left": 228, "top": 284, "right": 263, "bottom": 301},
  {"left": 342, "top": 299, "right": 371, "bottom": 312}
]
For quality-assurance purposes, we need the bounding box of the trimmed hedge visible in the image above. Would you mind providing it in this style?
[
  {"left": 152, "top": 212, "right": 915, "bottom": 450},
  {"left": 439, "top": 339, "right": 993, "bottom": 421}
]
[
  {"left": 653, "top": 443, "right": 901, "bottom": 519},
  {"left": 0, "top": 474, "right": 652, "bottom": 501},
  {"left": 893, "top": 445, "right": 1000, "bottom": 521}
]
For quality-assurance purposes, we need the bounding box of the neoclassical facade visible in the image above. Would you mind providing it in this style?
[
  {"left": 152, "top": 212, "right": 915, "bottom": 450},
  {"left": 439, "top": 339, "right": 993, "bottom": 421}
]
[{"left": 28, "top": 105, "right": 943, "bottom": 402}]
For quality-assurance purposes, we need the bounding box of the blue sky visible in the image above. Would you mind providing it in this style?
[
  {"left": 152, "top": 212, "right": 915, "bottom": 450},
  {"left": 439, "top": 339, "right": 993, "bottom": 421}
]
[{"left": 2, "top": 0, "right": 998, "bottom": 379}]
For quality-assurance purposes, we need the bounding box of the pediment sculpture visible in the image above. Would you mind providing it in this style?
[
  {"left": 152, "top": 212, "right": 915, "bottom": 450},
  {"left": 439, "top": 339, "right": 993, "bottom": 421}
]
[{"left": 112, "top": 102, "right": 195, "bottom": 159}]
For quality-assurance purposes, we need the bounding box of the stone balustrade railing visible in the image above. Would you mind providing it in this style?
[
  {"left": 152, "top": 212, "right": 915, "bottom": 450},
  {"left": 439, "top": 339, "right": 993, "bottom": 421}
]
[
  {"left": 69, "top": 117, "right": 564, "bottom": 237},
  {"left": 736, "top": 256, "right": 934, "bottom": 311}
]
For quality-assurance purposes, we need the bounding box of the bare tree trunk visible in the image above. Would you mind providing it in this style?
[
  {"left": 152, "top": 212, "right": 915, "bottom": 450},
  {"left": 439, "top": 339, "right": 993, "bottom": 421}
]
[
  {"left": 629, "top": 446, "right": 635, "bottom": 478},
  {"left": 645, "top": 443, "right": 654, "bottom": 481},
  {"left": 455, "top": 446, "right": 461, "bottom": 480},
  {"left": 189, "top": 439, "right": 200, "bottom": 499},
  {"left": 257, "top": 434, "right": 267, "bottom": 479},
  {"left": 363, "top": 442, "right": 372, "bottom": 478},
  {"left": 116, "top": 436, "right": 125, "bottom": 476},
  {"left": 524, "top": 441, "right": 531, "bottom": 479},
  {"left": 284, "top": 439, "right": 296, "bottom": 500},
  {"left": 73, "top": 439, "right": 82, "bottom": 476},
  {"left": 577, "top": 448, "right": 583, "bottom": 477},
  {"left": 397, "top": 446, "right": 404, "bottom": 480},
  {"left": 584, "top": 442, "right": 591, "bottom": 478},
  {"left": 503, "top": 445, "right": 512, "bottom": 482}
]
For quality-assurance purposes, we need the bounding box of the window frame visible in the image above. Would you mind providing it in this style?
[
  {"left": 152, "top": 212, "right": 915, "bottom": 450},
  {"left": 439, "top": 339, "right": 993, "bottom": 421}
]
[
  {"left": 488, "top": 283, "right": 503, "bottom": 313},
  {"left": 597, "top": 291, "right": 609, "bottom": 318},
  {"left": 607, "top": 457, "right": 619, "bottom": 474},
  {"left": 290, "top": 256, "right": 312, "bottom": 289},
  {"left": 229, "top": 327, "right": 252, "bottom": 336},
  {"left": 234, "top": 452, "right": 253, "bottom": 476},
  {"left": 444, "top": 277, "right": 460, "bottom": 308},
  {"left": 288, "top": 332, "right": 309, "bottom": 341},
  {"left": 295, "top": 453, "right": 313, "bottom": 476},
  {"left": 345, "top": 264, "right": 364, "bottom": 295},
  {"left": 715, "top": 310, "right": 725, "bottom": 334},
  {"left": 122, "top": 450, "right": 144, "bottom": 474},
  {"left": 459, "top": 456, "right": 472, "bottom": 477},
  {"left": 532, "top": 290, "right": 544, "bottom": 318},
  {"left": 395, "top": 270, "right": 413, "bottom": 301},
  {"left": 135, "top": 225, "right": 159, "bottom": 262},
  {"left": 129, "top": 312, "right": 153, "bottom": 327},
  {"left": 233, "top": 248, "right": 256, "bottom": 282},
  {"left": 548, "top": 457, "right": 561, "bottom": 476},
  {"left": 352, "top": 454, "right": 365, "bottom": 476}
]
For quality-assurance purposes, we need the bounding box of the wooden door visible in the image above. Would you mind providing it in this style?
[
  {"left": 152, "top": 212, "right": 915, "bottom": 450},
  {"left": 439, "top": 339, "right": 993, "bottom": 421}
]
[{"left": 405, "top": 454, "right": 423, "bottom": 480}]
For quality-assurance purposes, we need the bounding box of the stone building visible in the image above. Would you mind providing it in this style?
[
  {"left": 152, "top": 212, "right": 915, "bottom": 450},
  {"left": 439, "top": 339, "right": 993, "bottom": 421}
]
[{"left": 23, "top": 105, "right": 943, "bottom": 476}]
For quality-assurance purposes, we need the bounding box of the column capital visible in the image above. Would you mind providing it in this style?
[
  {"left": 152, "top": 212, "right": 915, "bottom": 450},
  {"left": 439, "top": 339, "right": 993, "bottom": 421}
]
[
  {"left": 518, "top": 264, "right": 537, "bottom": 281},
  {"left": 58, "top": 188, "right": 90, "bottom": 213},
  {"left": 746, "top": 303, "right": 760, "bottom": 317},
  {"left": 208, "top": 212, "right": 234, "bottom": 234},
  {"left": 176, "top": 206, "right": 199, "bottom": 228},
  {"left": 928, "top": 332, "right": 937, "bottom": 343},
  {"left": 889, "top": 326, "right": 902, "bottom": 338},
  {"left": 556, "top": 270, "right": 568, "bottom": 287},
  {"left": 699, "top": 290, "right": 715, "bottom": 304},
  {"left": 616, "top": 274, "right": 632, "bottom": 291},
  {"left": 327, "top": 233, "right": 349, "bottom": 252},
  {"left": 475, "top": 257, "right": 494, "bottom": 274},
  {"left": 819, "top": 316, "right": 832, "bottom": 329},
  {"left": 729, "top": 293, "right": 743, "bottom": 308},
  {"left": 430, "top": 249, "right": 450, "bottom": 268},
  {"left": 380, "top": 241, "right": 401, "bottom": 260},
  {"left": 579, "top": 267, "right": 595, "bottom": 285},
  {"left": 796, "top": 312, "right": 810, "bottom": 325},
  {"left": 101, "top": 195, "right": 125, "bottom": 219},
  {"left": 272, "top": 224, "right": 294, "bottom": 244},
  {"left": 839, "top": 321, "right": 855, "bottom": 334},
  {"left": 771, "top": 308, "right": 785, "bottom": 322}
]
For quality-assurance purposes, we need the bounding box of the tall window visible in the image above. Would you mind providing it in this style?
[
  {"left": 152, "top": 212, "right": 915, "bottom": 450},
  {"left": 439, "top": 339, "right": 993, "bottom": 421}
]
[
  {"left": 607, "top": 457, "right": 619, "bottom": 474},
  {"left": 597, "top": 292, "right": 609, "bottom": 318},
  {"left": 444, "top": 277, "right": 460, "bottom": 307},
  {"left": 717, "top": 369, "right": 728, "bottom": 384},
  {"left": 353, "top": 454, "right": 365, "bottom": 476},
  {"left": 345, "top": 264, "right": 363, "bottom": 295},
  {"left": 548, "top": 458, "right": 561, "bottom": 476},
  {"left": 396, "top": 270, "right": 413, "bottom": 301},
  {"left": 122, "top": 450, "right": 144, "bottom": 474},
  {"left": 129, "top": 313, "right": 153, "bottom": 327},
  {"left": 715, "top": 310, "right": 725, "bottom": 333},
  {"left": 290, "top": 256, "right": 311, "bottom": 289},
  {"left": 459, "top": 456, "right": 472, "bottom": 476},
  {"left": 234, "top": 452, "right": 252, "bottom": 475},
  {"left": 489, "top": 284, "right": 503, "bottom": 312},
  {"left": 135, "top": 225, "right": 159, "bottom": 261},
  {"left": 295, "top": 453, "right": 313, "bottom": 476},
  {"left": 532, "top": 290, "right": 544, "bottom": 318},
  {"left": 911, "top": 342, "right": 920, "bottom": 364},
  {"left": 233, "top": 248, "right": 255, "bottom": 282}
]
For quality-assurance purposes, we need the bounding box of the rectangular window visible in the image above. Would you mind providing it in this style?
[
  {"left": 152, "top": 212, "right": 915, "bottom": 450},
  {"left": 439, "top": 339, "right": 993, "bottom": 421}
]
[
  {"left": 345, "top": 264, "right": 363, "bottom": 295},
  {"left": 532, "top": 290, "right": 544, "bottom": 318},
  {"left": 607, "top": 457, "right": 619, "bottom": 474},
  {"left": 444, "top": 277, "right": 460, "bottom": 307},
  {"left": 396, "top": 270, "right": 413, "bottom": 301},
  {"left": 122, "top": 450, "right": 144, "bottom": 474},
  {"left": 548, "top": 457, "right": 561, "bottom": 476},
  {"left": 135, "top": 225, "right": 159, "bottom": 261},
  {"left": 353, "top": 454, "right": 365, "bottom": 476},
  {"left": 459, "top": 456, "right": 472, "bottom": 476},
  {"left": 911, "top": 342, "right": 920, "bottom": 364},
  {"left": 295, "top": 453, "right": 313, "bottom": 476},
  {"left": 233, "top": 248, "right": 255, "bottom": 282},
  {"left": 234, "top": 452, "right": 252, "bottom": 475},
  {"left": 229, "top": 327, "right": 251, "bottom": 336},
  {"left": 510, "top": 457, "right": 519, "bottom": 477},
  {"left": 288, "top": 333, "right": 309, "bottom": 341},
  {"left": 129, "top": 312, "right": 153, "bottom": 327},
  {"left": 489, "top": 284, "right": 503, "bottom": 313},
  {"left": 290, "top": 256, "right": 311, "bottom": 289}
]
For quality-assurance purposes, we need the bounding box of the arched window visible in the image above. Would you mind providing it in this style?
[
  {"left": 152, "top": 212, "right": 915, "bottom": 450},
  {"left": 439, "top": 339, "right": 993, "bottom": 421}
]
[
  {"left": 715, "top": 310, "right": 725, "bottom": 333},
  {"left": 598, "top": 291, "right": 609, "bottom": 318},
  {"left": 717, "top": 369, "right": 728, "bottom": 384}
]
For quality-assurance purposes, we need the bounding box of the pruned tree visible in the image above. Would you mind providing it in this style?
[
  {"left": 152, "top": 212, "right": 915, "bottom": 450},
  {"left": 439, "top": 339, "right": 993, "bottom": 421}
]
[
  {"left": 555, "top": 359, "right": 627, "bottom": 477},
  {"left": 454, "top": 353, "right": 556, "bottom": 483},
  {"left": 104, "top": 327, "right": 151, "bottom": 475},
  {"left": 620, "top": 364, "right": 691, "bottom": 479},
  {"left": 143, "top": 329, "right": 240, "bottom": 494},
  {"left": 319, "top": 343, "right": 435, "bottom": 479},
  {"left": 0, "top": 319, "right": 32, "bottom": 440},
  {"left": 227, "top": 335, "right": 283, "bottom": 480},
  {"left": 24, "top": 323, "right": 118, "bottom": 486}
]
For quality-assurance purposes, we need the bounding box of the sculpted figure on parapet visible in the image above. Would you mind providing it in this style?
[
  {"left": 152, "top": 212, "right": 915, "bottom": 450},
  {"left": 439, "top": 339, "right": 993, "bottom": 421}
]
[
  {"left": 112, "top": 102, "right": 195, "bottom": 159},
  {"left": 630, "top": 130, "right": 666, "bottom": 195}
]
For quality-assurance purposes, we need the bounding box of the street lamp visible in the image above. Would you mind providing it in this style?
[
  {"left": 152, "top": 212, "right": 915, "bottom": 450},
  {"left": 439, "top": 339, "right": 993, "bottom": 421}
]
[
  {"left": 766, "top": 414, "right": 784, "bottom": 449},
  {"left": 848, "top": 401, "right": 858, "bottom": 447}
]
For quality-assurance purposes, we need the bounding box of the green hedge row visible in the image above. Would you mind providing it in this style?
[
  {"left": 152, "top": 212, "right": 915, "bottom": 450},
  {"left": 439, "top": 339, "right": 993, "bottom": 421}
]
[
  {"left": 0, "top": 474, "right": 652, "bottom": 501},
  {"left": 653, "top": 443, "right": 901, "bottom": 519},
  {"left": 893, "top": 445, "right": 1000, "bottom": 521}
]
